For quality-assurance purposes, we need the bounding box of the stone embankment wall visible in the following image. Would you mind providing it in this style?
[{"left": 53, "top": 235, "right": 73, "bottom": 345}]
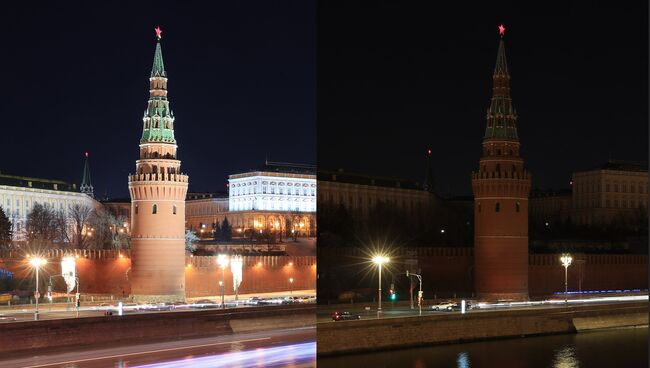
[
  {"left": 317, "top": 301, "right": 648, "bottom": 355},
  {"left": 0, "top": 304, "right": 315, "bottom": 354}
]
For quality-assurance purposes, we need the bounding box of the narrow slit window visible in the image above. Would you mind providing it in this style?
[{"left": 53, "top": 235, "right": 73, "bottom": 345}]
[
  {"left": 495, "top": 202, "right": 500, "bottom": 212},
  {"left": 152, "top": 204, "right": 157, "bottom": 214}
]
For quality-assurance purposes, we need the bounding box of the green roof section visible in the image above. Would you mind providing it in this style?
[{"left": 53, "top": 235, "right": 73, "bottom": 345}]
[
  {"left": 484, "top": 37, "right": 518, "bottom": 141},
  {"left": 151, "top": 39, "right": 166, "bottom": 77},
  {"left": 141, "top": 35, "right": 176, "bottom": 144},
  {"left": 494, "top": 39, "right": 508, "bottom": 75}
]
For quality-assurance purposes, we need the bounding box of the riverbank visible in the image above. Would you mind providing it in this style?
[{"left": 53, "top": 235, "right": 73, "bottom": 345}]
[{"left": 317, "top": 301, "right": 647, "bottom": 355}]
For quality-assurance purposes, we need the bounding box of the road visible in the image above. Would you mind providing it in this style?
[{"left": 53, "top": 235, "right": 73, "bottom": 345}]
[
  {"left": 0, "top": 326, "right": 315, "bottom": 368},
  {"left": 318, "top": 294, "right": 649, "bottom": 323},
  {"left": 0, "top": 290, "right": 316, "bottom": 323}
]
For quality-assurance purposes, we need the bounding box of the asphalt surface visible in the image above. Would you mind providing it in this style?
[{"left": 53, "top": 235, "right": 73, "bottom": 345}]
[
  {"left": 0, "top": 326, "right": 316, "bottom": 368},
  {"left": 318, "top": 295, "right": 649, "bottom": 323}
]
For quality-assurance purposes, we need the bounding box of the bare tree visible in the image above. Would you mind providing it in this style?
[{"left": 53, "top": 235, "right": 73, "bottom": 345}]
[
  {"left": 25, "top": 203, "right": 58, "bottom": 249},
  {"left": 55, "top": 204, "right": 94, "bottom": 249}
]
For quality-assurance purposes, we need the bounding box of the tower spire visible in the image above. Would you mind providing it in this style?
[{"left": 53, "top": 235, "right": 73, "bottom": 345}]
[
  {"left": 80, "top": 152, "right": 94, "bottom": 198},
  {"left": 151, "top": 26, "right": 166, "bottom": 77},
  {"left": 424, "top": 148, "right": 435, "bottom": 193},
  {"left": 485, "top": 25, "right": 517, "bottom": 141}
]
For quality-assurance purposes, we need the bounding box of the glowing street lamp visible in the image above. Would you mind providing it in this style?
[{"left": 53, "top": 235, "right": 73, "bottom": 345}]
[
  {"left": 372, "top": 255, "right": 389, "bottom": 314},
  {"left": 29, "top": 257, "right": 47, "bottom": 320},
  {"left": 217, "top": 254, "right": 229, "bottom": 308},
  {"left": 560, "top": 254, "right": 573, "bottom": 304}
]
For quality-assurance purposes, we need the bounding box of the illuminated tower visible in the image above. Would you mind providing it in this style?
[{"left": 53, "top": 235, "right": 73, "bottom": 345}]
[
  {"left": 471, "top": 25, "right": 531, "bottom": 301},
  {"left": 80, "top": 152, "right": 94, "bottom": 198},
  {"left": 128, "top": 27, "right": 189, "bottom": 302}
]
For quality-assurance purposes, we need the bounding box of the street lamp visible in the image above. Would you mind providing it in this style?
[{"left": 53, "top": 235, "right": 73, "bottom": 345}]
[
  {"left": 217, "top": 254, "right": 229, "bottom": 308},
  {"left": 560, "top": 253, "right": 573, "bottom": 304},
  {"left": 29, "top": 257, "right": 47, "bottom": 320},
  {"left": 289, "top": 277, "right": 294, "bottom": 296},
  {"left": 406, "top": 270, "right": 423, "bottom": 316},
  {"left": 372, "top": 255, "right": 389, "bottom": 314}
]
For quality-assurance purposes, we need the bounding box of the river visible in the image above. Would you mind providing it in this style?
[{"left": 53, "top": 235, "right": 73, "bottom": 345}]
[{"left": 318, "top": 327, "right": 648, "bottom": 368}]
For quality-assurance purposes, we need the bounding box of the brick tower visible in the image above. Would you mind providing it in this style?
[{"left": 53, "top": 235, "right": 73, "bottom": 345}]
[
  {"left": 128, "top": 27, "right": 189, "bottom": 302},
  {"left": 471, "top": 25, "right": 531, "bottom": 301}
]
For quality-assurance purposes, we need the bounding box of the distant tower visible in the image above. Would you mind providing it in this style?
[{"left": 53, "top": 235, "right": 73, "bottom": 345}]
[
  {"left": 471, "top": 25, "right": 531, "bottom": 301},
  {"left": 80, "top": 152, "right": 94, "bottom": 198},
  {"left": 424, "top": 148, "right": 435, "bottom": 193},
  {"left": 128, "top": 27, "right": 189, "bottom": 302}
]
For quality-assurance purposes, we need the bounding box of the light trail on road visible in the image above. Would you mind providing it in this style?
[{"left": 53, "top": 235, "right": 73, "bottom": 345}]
[{"left": 132, "top": 342, "right": 316, "bottom": 368}]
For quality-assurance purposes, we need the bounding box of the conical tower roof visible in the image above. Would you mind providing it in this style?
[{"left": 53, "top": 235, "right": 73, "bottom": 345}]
[
  {"left": 484, "top": 25, "right": 518, "bottom": 141},
  {"left": 80, "top": 152, "right": 94, "bottom": 198},
  {"left": 151, "top": 27, "right": 166, "bottom": 77}
]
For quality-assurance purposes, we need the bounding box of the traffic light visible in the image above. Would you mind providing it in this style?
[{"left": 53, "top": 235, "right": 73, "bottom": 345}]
[{"left": 389, "top": 283, "right": 396, "bottom": 301}]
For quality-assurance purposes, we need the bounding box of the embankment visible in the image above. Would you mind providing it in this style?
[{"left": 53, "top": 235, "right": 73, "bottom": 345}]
[
  {"left": 0, "top": 304, "right": 315, "bottom": 354},
  {"left": 317, "top": 301, "right": 647, "bottom": 355}
]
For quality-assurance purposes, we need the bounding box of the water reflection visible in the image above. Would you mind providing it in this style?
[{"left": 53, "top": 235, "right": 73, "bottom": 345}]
[
  {"left": 319, "top": 328, "right": 647, "bottom": 368},
  {"left": 552, "top": 345, "right": 579, "bottom": 368},
  {"left": 457, "top": 352, "right": 470, "bottom": 368}
]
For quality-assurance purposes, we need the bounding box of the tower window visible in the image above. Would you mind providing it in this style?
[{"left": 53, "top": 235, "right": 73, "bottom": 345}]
[
  {"left": 478, "top": 203, "right": 481, "bottom": 213},
  {"left": 173, "top": 204, "right": 177, "bottom": 215},
  {"left": 495, "top": 202, "right": 500, "bottom": 212},
  {"left": 516, "top": 202, "right": 520, "bottom": 212},
  {"left": 152, "top": 204, "right": 158, "bottom": 214},
  {"left": 135, "top": 205, "right": 138, "bottom": 215},
  {"left": 496, "top": 164, "right": 501, "bottom": 172}
]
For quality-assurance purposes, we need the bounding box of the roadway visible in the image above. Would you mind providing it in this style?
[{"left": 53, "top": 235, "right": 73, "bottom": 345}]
[
  {"left": 0, "top": 290, "right": 316, "bottom": 323},
  {"left": 318, "top": 294, "right": 649, "bottom": 323},
  {"left": 0, "top": 326, "right": 316, "bottom": 368}
]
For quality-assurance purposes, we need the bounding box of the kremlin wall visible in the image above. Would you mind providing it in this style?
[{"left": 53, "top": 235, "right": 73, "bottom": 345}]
[
  {"left": 0, "top": 249, "right": 316, "bottom": 298},
  {"left": 317, "top": 247, "right": 647, "bottom": 301}
]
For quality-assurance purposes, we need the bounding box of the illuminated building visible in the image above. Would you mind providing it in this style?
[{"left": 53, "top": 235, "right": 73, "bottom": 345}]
[
  {"left": 471, "top": 25, "right": 531, "bottom": 301},
  {"left": 128, "top": 27, "right": 189, "bottom": 302}
]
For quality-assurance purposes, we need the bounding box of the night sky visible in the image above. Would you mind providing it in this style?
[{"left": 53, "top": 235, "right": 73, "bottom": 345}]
[
  {"left": 0, "top": 1, "right": 315, "bottom": 198},
  {"left": 318, "top": 1, "right": 648, "bottom": 196}
]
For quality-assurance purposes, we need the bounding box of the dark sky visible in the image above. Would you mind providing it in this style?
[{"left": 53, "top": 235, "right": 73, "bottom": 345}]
[
  {"left": 318, "top": 1, "right": 648, "bottom": 196},
  {"left": 0, "top": 1, "right": 315, "bottom": 198}
]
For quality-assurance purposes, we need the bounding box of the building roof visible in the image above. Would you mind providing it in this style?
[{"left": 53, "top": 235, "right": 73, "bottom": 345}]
[
  {"left": 0, "top": 174, "right": 79, "bottom": 193},
  {"left": 318, "top": 169, "right": 423, "bottom": 191},
  {"left": 580, "top": 160, "right": 648, "bottom": 173},
  {"left": 258, "top": 161, "right": 316, "bottom": 175}
]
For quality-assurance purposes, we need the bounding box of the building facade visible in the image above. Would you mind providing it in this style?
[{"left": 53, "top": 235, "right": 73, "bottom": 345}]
[
  {"left": 0, "top": 175, "right": 95, "bottom": 240},
  {"left": 317, "top": 169, "right": 436, "bottom": 220},
  {"left": 185, "top": 163, "right": 317, "bottom": 238},
  {"left": 530, "top": 161, "right": 648, "bottom": 227},
  {"left": 471, "top": 29, "right": 531, "bottom": 301},
  {"left": 127, "top": 29, "right": 189, "bottom": 302}
]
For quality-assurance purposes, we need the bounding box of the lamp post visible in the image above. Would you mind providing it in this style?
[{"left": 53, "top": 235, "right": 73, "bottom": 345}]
[
  {"left": 406, "top": 270, "right": 423, "bottom": 316},
  {"left": 560, "top": 253, "right": 572, "bottom": 304},
  {"left": 289, "top": 277, "right": 294, "bottom": 296},
  {"left": 29, "top": 257, "right": 47, "bottom": 321},
  {"left": 217, "top": 254, "right": 229, "bottom": 308},
  {"left": 372, "top": 255, "right": 389, "bottom": 315}
]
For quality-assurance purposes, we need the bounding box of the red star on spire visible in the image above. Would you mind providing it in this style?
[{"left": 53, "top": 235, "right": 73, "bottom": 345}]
[
  {"left": 498, "top": 24, "right": 506, "bottom": 38},
  {"left": 155, "top": 26, "right": 162, "bottom": 40},
  {"left": 85, "top": 152, "right": 89, "bottom": 158}
]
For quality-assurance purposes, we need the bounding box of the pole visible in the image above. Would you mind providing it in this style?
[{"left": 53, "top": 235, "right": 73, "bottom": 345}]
[
  {"left": 34, "top": 266, "right": 39, "bottom": 321},
  {"left": 76, "top": 276, "right": 80, "bottom": 318},
  {"left": 221, "top": 267, "right": 225, "bottom": 308},
  {"left": 418, "top": 275, "right": 422, "bottom": 316},
  {"left": 564, "top": 266, "right": 569, "bottom": 304},
  {"left": 378, "top": 263, "right": 382, "bottom": 314}
]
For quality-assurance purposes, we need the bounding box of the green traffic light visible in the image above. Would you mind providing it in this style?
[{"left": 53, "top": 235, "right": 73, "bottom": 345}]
[{"left": 390, "top": 293, "right": 397, "bottom": 301}]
